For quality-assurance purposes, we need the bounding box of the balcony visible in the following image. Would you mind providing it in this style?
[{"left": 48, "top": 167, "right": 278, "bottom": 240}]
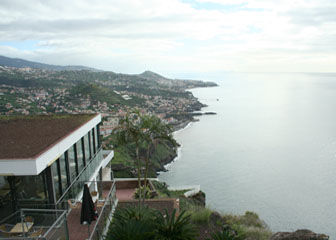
[
  {"left": 0, "top": 181, "right": 117, "bottom": 240},
  {"left": 0, "top": 208, "right": 68, "bottom": 240},
  {"left": 65, "top": 180, "right": 117, "bottom": 240}
]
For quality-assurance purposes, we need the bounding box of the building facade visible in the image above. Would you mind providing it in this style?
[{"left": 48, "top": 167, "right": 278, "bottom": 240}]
[{"left": 0, "top": 114, "right": 114, "bottom": 222}]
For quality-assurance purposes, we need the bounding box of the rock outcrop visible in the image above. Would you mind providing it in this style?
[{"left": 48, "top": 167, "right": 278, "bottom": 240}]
[
  {"left": 270, "top": 229, "right": 329, "bottom": 240},
  {"left": 189, "top": 190, "right": 206, "bottom": 206}
]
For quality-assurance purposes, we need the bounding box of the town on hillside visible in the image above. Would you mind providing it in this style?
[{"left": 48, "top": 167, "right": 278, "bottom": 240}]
[{"left": 0, "top": 65, "right": 217, "bottom": 135}]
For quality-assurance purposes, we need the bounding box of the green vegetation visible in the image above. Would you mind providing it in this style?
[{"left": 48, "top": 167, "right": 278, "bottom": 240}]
[
  {"left": 107, "top": 207, "right": 196, "bottom": 240},
  {"left": 108, "top": 112, "right": 178, "bottom": 179},
  {"left": 150, "top": 181, "right": 272, "bottom": 240},
  {"left": 190, "top": 208, "right": 212, "bottom": 225},
  {"left": 221, "top": 212, "right": 272, "bottom": 240},
  {"left": 113, "top": 111, "right": 177, "bottom": 202}
]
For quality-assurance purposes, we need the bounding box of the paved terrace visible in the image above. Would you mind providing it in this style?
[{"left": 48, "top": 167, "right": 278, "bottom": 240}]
[
  {"left": 66, "top": 181, "right": 115, "bottom": 240},
  {"left": 66, "top": 179, "right": 179, "bottom": 240},
  {"left": 115, "top": 179, "right": 180, "bottom": 216}
]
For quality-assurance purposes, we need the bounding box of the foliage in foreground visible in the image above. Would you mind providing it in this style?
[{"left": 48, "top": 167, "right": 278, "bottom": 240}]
[
  {"left": 107, "top": 207, "right": 197, "bottom": 240},
  {"left": 152, "top": 181, "right": 272, "bottom": 240}
]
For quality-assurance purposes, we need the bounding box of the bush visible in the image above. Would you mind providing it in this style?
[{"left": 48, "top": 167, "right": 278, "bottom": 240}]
[
  {"left": 107, "top": 207, "right": 197, "bottom": 240},
  {"left": 190, "top": 208, "right": 212, "bottom": 224},
  {"left": 107, "top": 207, "right": 157, "bottom": 240},
  {"left": 155, "top": 209, "right": 197, "bottom": 240}
]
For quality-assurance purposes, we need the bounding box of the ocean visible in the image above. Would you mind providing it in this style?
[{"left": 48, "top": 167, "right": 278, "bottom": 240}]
[{"left": 158, "top": 72, "right": 336, "bottom": 238}]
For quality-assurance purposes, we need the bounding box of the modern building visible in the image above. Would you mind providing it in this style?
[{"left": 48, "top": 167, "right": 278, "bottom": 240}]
[{"left": 0, "top": 114, "right": 116, "bottom": 240}]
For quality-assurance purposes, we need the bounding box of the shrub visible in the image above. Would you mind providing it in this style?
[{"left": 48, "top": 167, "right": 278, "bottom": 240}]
[
  {"left": 107, "top": 207, "right": 157, "bottom": 240},
  {"left": 190, "top": 207, "right": 212, "bottom": 224},
  {"left": 107, "top": 207, "right": 197, "bottom": 240},
  {"left": 155, "top": 209, "right": 197, "bottom": 240},
  {"left": 134, "top": 186, "right": 152, "bottom": 199}
]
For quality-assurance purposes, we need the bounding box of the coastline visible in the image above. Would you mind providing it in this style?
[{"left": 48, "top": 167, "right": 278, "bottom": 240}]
[
  {"left": 158, "top": 86, "right": 215, "bottom": 174},
  {"left": 158, "top": 121, "right": 194, "bottom": 173}
]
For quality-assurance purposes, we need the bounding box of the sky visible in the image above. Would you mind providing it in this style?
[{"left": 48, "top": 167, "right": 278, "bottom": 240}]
[{"left": 0, "top": 0, "right": 335, "bottom": 78}]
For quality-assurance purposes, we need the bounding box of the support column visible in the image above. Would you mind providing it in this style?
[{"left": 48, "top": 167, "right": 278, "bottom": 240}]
[{"left": 45, "top": 167, "right": 56, "bottom": 206}]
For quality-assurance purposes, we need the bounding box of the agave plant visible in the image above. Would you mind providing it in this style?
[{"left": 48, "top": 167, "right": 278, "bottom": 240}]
[
  {"left": 107, "top": 207, "right": 157, "bottom": 240},
  {"left": 155, "top": 209, "right": 197, "bottom": 240}
]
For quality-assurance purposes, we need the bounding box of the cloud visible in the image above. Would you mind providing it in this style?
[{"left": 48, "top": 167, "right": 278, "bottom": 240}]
[{"left": 0, "top": 0, "right": 335, "bottom": 75}]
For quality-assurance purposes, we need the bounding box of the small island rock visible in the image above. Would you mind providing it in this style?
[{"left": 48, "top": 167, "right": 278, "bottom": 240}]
[{"left": 270, "top": 229, "right": 329, "bottom": 240}]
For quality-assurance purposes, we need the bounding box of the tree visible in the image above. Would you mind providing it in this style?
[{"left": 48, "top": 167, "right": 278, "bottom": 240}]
[
  {"left": 113, "top": 110, "right": 144, "bottom": 202},
  {"left": 113, "top": 110, "right": 178, "bottom": 203},
  {"left": 140, "top": 114, "right": 177, "bottom": 191}
]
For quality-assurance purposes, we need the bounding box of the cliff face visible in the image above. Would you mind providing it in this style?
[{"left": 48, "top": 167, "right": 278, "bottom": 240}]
[{"left": 111, "top": 139, "right": 178, "bottom": 178}]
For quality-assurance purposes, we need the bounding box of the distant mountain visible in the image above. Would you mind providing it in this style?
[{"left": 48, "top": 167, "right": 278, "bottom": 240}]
[
  {"left": 138, "top": 70, "right": 168, "bottom": 81},
  {"left": 0, "top": 55, "right": 100, "bottom": 71}
]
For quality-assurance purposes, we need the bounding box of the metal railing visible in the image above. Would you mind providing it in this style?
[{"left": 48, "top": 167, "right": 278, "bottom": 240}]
[
  {"left": 56, "top": 147, "right": 103, "bottom": 206},
  {"left": 88, "top": 181, "right": 117, "bottom": 240},
  {"left": 0, "top": 208, "right": 68, "bottom": 240}
]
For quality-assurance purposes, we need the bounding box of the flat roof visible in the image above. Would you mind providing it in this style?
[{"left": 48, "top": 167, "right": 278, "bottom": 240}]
[{"left": 0, "top": 114, "right": 98, "bottom": 159}]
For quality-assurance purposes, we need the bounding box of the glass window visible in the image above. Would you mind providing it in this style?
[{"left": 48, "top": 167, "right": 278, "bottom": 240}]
[
  {"left": 0, "top": 176, "right": 11, "bottom": 219},
  {"left": 96, "top": 125, "right": 101, "bottom": 148},
  {"left": 76, "top": 139, "right": 85, "bottom": 172},
  {"left": 84, "top": 133, "right": 91, "bottom": 161},
  {"left": 59, "top": 154, "right": 69, "bottom": 194},
  {"left": 68, "top": 145, "right": 78, "bottom": 181},
  {"left": 16, "top": 173, "right": 48, "bottom": 201},
  {"left": 51, "top": 160, "right": 61, "bottom": 200},
  {"left": 91, "top": 129, "right": 96, "bottom": 155},
  {"left": 94, "top": 125, "right": 99, "bottom": 150}
]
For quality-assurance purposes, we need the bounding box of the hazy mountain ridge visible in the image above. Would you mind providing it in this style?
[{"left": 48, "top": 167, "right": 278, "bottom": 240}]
[
  {"left": 0, "top": 56, "right": 217, "bottom": 90},
  {"left": 0, "top": 55, "right": 100, "bottom": 72}
]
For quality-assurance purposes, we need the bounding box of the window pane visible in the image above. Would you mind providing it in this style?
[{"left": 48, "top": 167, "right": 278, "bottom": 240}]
[
  {"left": 84, "top": 133, "right": 91, "bottom": 161},
  {"left": 51, "top": 160, "right": 61, "bottom": 200},
  {"left": 94, "top": 126, "right": 99, "bottom": 150},
  {"left": 68, "top": 145, "right": 77, "bottom": 180},
  {"left": 16, "top": 174, "right": 47, "bottom": 201},
  {"left": 96, "top": 125, "right": 101, "bottom": 148},
  {"left": 91, "top": 129, "right": 96, "bottom": 154},
  {"left": 59, "top": 154, "right": 68, "bottom": 194},
  {"left": 0, "top": 176, "right": 11, "bottom": 219},
  {"left": 76, "top": 140, "right": 85, "bottom": 172}
]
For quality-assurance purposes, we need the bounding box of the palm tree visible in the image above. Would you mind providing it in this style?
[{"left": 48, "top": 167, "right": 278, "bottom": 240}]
[
  {"left": 140, "top": 114, "right": 178, "bottom": 192},
  {"left": 114, "top": 110, "right": 178, "bottom": 203},
  {"left": 113, "top": 110, "right": 144, "bottom": 201}
]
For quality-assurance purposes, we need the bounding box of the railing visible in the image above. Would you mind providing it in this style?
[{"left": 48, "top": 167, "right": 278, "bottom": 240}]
[
  {"left": 0, "top": 208, "right": 68, "bottom": 240},
  {"left": 56, "top": 147, "right": 104, "bottom": 207},
  {"left": 88, "top": 181, "right": 117, "bottom": 240}
]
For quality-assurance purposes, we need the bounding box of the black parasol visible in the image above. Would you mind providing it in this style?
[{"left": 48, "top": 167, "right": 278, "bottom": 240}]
[{"left": 80, "top": 184, "right": 98, "bottom": 225}]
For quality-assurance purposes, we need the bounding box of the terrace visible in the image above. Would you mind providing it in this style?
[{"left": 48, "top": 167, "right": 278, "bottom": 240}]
[{"left": 0, "top": 180, "right": 117, "bottom": 240}]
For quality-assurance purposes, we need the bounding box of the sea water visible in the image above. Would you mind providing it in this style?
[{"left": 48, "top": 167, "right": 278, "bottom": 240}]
[{"left": 158, "top": 72, "right": 336, "bottom": 238}]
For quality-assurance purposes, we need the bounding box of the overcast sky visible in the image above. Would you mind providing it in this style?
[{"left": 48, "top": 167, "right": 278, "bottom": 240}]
[{"left": 0, "top": 0, "right": 335, "bottom": 78}]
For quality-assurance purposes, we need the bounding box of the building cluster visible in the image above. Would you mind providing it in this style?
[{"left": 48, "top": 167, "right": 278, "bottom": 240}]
[{"left": 1, "top": 82, "right": 200, "bottom": 137}]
